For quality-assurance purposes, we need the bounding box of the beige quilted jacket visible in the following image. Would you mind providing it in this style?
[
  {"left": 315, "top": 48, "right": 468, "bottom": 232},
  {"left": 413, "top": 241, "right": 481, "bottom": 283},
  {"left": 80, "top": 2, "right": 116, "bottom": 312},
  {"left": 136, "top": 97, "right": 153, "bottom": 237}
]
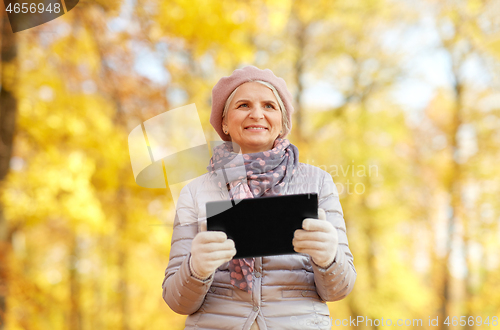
[{"left": 162, "top": 163, "right": 356, "bottom": 329}]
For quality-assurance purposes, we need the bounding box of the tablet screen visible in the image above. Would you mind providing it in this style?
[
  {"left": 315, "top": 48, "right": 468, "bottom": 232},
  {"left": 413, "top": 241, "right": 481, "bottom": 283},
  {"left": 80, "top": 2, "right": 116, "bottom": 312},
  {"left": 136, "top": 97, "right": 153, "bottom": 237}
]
[{"left": 206, "top": 193, "right": 318, "bottom": 259}]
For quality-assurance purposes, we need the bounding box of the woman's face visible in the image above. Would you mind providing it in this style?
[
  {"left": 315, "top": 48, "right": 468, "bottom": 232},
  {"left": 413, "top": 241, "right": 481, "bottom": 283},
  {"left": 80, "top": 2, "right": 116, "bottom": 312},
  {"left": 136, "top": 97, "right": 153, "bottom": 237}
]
[{"left": 223, "top": 82, "right": 282, "bottom": 154}]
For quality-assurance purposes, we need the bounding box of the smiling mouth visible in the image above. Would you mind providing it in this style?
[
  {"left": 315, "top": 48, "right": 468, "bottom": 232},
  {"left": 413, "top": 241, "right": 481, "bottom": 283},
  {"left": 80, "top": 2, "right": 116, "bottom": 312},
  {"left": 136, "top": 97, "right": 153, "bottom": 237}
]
[{"left": 245, "top": 127, "right": 268, "bottom": 130}]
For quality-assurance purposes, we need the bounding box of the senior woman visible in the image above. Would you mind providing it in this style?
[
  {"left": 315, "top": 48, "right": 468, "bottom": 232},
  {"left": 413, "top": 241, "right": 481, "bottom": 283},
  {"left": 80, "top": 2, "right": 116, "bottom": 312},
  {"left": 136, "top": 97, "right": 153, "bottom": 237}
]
[{"left": 162, "top": 66, "right": 356, "bottom": 330}]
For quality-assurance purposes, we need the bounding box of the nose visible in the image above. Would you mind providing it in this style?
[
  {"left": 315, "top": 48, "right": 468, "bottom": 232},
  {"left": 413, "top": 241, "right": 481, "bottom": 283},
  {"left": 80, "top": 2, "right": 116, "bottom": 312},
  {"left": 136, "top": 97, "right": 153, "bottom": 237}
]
[{"left": 249, "top": 105, "right": 264, "bottom": 119}]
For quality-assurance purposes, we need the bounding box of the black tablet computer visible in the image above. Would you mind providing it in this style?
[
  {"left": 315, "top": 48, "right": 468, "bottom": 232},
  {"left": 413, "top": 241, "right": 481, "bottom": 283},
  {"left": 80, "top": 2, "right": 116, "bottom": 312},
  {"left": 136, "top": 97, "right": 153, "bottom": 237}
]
[{"left": 206, "top": 193, "right": 318, "bottom": 259}]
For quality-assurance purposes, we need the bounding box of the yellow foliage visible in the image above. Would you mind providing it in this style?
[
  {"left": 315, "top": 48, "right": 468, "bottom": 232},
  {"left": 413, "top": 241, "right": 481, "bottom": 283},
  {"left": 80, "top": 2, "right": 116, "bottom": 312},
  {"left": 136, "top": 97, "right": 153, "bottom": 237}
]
[{"left": 2, "top": 0, "right": 500, "bottom": 329}]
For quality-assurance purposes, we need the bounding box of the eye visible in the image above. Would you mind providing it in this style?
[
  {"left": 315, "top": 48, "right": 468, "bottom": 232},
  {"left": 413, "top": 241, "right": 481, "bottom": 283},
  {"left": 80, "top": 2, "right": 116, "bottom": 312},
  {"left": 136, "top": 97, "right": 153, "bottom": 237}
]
[
  {"left": 265, "top": 103, "right": 276, "bottom": 109},
  {"left": 237, "top": 103, "right": 248, "bottom": 108}
]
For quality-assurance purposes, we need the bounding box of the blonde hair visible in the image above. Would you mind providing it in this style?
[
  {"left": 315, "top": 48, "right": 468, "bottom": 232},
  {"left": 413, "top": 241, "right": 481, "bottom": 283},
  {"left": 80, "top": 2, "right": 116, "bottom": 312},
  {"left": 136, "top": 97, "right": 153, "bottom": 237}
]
[{"left": 222, "top": 80, "right": 290, "bottom": 136}]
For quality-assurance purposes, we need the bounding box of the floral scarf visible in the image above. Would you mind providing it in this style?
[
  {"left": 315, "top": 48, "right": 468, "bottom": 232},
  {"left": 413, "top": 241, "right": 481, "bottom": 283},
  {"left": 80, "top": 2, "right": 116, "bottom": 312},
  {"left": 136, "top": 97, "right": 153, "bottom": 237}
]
[{"left": 207, "top": 138, "right": 299, "bottom": 293}]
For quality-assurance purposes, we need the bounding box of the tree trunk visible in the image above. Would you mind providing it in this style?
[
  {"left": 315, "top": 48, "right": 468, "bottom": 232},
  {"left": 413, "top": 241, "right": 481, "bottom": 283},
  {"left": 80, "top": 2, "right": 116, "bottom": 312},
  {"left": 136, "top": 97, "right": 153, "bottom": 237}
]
[
  {"left": 77, "top": 8, "right": 131, "bottom": 327},
  {"left": 360, "top": 148, "right": 378, "bottom": 330},
  {"left": 290, "top": 4, "right": 306, "bottom": 143},
  {"left": 439, "top": 72, "right": 464, "bottom": 330},
  {"left": 69, "top": 235, "right": 83, "bottom": 330},
  {"left": 0, "top": 9, "right": 18, "bottom": 330}
]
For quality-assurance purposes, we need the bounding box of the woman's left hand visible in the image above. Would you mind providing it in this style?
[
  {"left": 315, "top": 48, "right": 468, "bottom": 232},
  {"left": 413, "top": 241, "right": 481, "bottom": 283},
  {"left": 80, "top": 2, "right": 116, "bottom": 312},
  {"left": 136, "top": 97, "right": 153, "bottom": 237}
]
[{"left": 293, "top": 208, "right": 339, "bottom": 268}]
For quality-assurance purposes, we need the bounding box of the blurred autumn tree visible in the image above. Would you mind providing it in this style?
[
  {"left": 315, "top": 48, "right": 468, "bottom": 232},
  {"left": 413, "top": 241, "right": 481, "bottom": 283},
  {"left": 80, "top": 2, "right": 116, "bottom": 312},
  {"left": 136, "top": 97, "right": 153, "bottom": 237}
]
[
  {"left": 413, "top": 1, "right": 500, "bottom": 329},
  {"left": 1, "top": 7, "right": 19, "bottom": 330},
  {"left": 0, "top": 0, "right": 499, "bottom": 329}
]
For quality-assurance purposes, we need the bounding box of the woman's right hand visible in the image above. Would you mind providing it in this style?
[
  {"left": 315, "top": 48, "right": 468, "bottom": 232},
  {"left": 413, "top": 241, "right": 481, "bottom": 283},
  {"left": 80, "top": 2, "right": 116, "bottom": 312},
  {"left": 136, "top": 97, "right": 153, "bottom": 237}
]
[{"left": 190, "top": 231, "right": 236, "bottom": 279}]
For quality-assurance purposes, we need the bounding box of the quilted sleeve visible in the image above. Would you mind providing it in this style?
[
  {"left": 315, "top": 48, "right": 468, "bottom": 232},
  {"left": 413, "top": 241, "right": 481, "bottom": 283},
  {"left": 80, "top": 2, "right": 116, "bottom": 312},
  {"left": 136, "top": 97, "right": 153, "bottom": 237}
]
[
  {"left": 162, "top": 184, "right": 214, "bottom": 315},
  {"left": 312, "top": 171, "right": 357, "bottom": 301}
]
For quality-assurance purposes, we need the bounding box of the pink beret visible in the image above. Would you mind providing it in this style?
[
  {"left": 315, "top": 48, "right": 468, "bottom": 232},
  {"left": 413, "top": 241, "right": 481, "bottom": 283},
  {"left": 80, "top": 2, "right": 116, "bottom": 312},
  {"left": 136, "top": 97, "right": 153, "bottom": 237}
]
[{"left": 210, "top": 65, "right": 294, "bottom": 141}]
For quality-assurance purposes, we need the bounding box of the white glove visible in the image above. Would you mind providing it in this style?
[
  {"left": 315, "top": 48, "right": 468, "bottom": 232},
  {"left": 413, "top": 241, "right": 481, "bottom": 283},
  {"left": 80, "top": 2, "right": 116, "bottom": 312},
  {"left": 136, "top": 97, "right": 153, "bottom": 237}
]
[
  {"left": 190, "top": 231, "right": 236, "bottom": 279},
  {"left": 293, "top": 208, "right": 339, "bottom": 268}
]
